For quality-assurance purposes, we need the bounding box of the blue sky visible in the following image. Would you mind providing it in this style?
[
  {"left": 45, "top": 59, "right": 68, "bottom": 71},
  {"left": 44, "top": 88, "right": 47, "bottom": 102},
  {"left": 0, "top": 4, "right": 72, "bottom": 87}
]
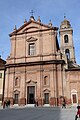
[{"left": 0, "top": 0, "right": 80, "bottom": 64}]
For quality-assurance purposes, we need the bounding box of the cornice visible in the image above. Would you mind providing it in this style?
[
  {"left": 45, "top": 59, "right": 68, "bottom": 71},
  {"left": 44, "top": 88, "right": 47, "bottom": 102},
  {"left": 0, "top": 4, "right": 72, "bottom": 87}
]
[
  {"left": 65, "top": 67, "right": 80, "bottom": 71},
  {"left": 9, "top": 28, "right": 58, "bottom": 37},
  {"left": 6, "top": 60, "right": 65, "bottom": 68}
]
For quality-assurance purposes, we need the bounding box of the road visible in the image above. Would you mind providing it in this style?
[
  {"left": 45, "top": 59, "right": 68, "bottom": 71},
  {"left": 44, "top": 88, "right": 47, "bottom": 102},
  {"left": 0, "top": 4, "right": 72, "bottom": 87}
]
[{"left": 0, "top": 107, "right": 77, "bottom": 120}]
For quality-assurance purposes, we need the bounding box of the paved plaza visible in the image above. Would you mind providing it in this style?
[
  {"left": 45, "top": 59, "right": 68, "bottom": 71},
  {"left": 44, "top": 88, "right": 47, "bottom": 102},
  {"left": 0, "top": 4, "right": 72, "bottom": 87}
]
[{"left": 0, "top": 106, "right": 77, "bottom": 120}]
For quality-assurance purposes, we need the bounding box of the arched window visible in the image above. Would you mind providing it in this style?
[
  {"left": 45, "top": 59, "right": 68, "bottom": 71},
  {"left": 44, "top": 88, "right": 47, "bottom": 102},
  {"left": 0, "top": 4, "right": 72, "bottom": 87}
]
[
  {"left": 44, "top": 76, "right": 49, "bottom": 85},
  {"left": 65, "top": 49, "right": 70, "bottom": 59},
  {"left": 64, "top": 35, "right": 68, "bottom": 43}
]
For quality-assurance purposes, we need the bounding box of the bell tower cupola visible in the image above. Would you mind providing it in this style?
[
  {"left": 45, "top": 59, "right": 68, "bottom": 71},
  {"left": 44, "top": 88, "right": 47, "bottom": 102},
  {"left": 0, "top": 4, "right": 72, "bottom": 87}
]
[{"left": 59, "top": 17, "right": 76, "bottom": 63}]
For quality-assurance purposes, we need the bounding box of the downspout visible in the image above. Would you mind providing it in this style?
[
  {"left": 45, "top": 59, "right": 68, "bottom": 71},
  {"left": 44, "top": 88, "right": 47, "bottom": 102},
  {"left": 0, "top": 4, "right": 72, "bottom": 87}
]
[{"left": 2, "top": 65, "right": 6, "bottom": 104}]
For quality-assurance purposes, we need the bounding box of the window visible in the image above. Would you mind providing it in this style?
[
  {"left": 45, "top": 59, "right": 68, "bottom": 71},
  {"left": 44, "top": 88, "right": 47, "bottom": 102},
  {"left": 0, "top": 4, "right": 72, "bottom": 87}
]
[
  {"left": 65, "top": 49, "right": 70, "bottom": 59},
  {"left": 28, "top": 43, "right": 35, "bottom": 55},
  {"left": 0, "top": 73, "right": 2, "bottom": 78},
  {"left": 44, "top": 76, "right": 49, "bottom": 85},
  {"left": 64, "top": 35, "right": 68, "bottom": 43}
]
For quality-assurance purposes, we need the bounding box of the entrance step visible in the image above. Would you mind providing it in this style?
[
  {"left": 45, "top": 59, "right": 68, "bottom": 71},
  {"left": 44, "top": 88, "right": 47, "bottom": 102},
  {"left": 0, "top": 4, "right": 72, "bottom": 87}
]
[
  {"left": 43, "top": 104, "right": 50, "bottom": 107},
  {"left": 11, "top": 104, "right": 19, "bottom": 108},
  {"left": 25, "top": 104, "right": 35, "bottom": 107}
]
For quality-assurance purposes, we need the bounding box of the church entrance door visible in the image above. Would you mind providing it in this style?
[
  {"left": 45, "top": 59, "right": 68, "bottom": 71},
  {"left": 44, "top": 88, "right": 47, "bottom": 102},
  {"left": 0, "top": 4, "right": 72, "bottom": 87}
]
[{"left": 27, "top": 86, "right": 35, "bottom": 104}]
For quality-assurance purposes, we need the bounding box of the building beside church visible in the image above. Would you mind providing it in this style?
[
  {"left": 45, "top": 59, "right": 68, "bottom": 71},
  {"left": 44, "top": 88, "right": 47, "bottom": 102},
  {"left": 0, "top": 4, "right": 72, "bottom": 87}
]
[
  {"left": 4, "top": 15, "right": 80, "bottom": 106},
  {"left": 0, "top": 57, "right": 6, "bottom": 105},
  {"left": 59, "top": 19, "right": 80, "bottom": 105}
]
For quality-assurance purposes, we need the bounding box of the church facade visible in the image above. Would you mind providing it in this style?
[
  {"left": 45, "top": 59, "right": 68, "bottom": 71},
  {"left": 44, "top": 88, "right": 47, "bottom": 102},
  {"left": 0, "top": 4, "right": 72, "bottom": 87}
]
[{"left": 4, "top": 16, "right": 80, "bottom": 106}]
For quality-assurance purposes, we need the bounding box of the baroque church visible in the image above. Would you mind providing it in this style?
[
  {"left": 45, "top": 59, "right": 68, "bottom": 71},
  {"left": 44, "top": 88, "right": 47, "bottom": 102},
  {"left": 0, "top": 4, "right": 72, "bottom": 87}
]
[{"left": 4, "top": 15, "right": 80, "bottom": 106}]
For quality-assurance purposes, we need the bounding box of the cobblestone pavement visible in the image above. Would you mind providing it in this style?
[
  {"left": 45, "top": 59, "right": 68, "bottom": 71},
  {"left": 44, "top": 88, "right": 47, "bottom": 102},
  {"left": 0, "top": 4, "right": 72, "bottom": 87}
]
[{"left": 0, "top": 106, "right": 77, "bottom": 120}]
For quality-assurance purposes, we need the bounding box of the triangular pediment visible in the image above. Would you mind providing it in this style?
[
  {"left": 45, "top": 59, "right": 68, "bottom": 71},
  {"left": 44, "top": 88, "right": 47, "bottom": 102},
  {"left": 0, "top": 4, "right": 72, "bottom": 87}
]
[
  {"left": 18, "top": 21, "right": 40, "bottom": 33},
  {"left": 43, "top": 88, "right": 50, "bottom": 93},
  {"left": 9, "top": 19, "right": 56, "bottom": 37},
  {"left": 14, "top": 89, "right": 20, "bottom": 94},
  {"left": 23, "top": 25, "right": 39, "bottom": 33},
  {"left": 26, "top": 37, "right": 37, "bottom": 42}
]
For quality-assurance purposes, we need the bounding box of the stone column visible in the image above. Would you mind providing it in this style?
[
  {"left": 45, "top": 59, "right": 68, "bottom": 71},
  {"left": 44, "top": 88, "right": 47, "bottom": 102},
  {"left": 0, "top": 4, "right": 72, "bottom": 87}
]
[
  {"left": 19, "top": 69, "right": 26, "bottom": 105},
  {"left": 36, "top": 65, "right": 43, "bottom": 106},
  {"left": 57, "top": 64, "right": 63, "bottom": 106},
  {"left": 4, "top": 69, "right": 9, "bottom": 100}
]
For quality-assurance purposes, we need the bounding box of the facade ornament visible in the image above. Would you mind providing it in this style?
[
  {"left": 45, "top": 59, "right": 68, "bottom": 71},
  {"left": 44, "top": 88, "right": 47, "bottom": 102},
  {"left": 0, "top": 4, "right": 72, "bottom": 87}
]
[
  {"left": 24, "top": 19, "right": 27, "bottom": 24},
  {"left": 30, "top": 16, "right": 35, "bottom": 21},
  {"left": 37, "top": 16, "right": 41, "bottom": 23},
  {"left": 48, "top": 20, "right": 52, "bottom": 27},
  {"left": 14, "top": 25, "right": 17, "bottom": 31}
]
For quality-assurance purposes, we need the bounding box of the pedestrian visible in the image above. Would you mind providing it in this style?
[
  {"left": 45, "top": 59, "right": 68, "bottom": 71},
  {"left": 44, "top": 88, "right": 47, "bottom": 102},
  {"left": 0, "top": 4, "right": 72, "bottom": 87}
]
[
  {"left": 75, "top": 105, "right": 80, "bottom": 120},
  {"left": 3, "top": 100, "right": 6, "bottom": 109},
  {"left": 35, "top": 99, "right": 38, "bottom": 107},
  {"left": 62, "top": 98, "right": 66, "bottom": 108},
  {"left": 5, "top": 100, "right": 8, "bottom": 108},
  {"left": 36, "top": 100, "right": 38, "bottom": 106},
  {"left": 7, "top": 99, "right": 10, "bottom": 108}
]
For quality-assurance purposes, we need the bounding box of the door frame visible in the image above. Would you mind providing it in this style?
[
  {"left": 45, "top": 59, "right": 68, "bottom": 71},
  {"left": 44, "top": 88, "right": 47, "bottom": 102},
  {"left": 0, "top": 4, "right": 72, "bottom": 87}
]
[
  {"left": 71, "top": 89, "right": 78, "bottom": 105},
  {"left": 13, "top": 90, "right": 20, "bottom": 105},
  {"left": 26, "top": 80, "right": 37, "bottom": 104},
  {"left": 27, "top": 86, "right": 35, "bottom": 104},
  {"left": 44, "top": 93, "right": 49, "bottom": 104}
]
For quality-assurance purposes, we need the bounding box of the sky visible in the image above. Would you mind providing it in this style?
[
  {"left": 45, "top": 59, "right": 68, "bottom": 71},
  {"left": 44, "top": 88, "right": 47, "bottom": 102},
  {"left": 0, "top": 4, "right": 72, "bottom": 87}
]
[{"left": 0, "top": 0, "right": 80, "bottom": 64}]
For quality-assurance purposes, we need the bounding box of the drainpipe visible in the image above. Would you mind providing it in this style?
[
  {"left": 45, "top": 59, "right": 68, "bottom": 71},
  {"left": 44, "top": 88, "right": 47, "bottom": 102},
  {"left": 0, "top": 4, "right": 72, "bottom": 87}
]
[
  {"left": 56, "top": 63, "right": 58, "bottom": 106},
  {"left": 2, "top": 66, "right": 6, "bottom": 105}
]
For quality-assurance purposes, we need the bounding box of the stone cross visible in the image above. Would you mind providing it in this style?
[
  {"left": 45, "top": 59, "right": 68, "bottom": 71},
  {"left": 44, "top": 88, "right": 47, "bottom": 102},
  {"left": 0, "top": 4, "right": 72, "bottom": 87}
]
[{"left": 30, "top": 10, "right": 34, "bottom": 16}]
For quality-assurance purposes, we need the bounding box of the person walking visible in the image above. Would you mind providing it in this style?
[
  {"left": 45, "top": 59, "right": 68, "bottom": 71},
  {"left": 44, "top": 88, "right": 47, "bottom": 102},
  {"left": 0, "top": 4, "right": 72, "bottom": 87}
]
[
  {"left": 62, "top": 98, "right": 66, "bottom": 108},
  {"left": 75, "top": 105, "right": 80, "bottom": 120},
  {"left": 3, "top": 100, "right": 6, "bottom": 109}
]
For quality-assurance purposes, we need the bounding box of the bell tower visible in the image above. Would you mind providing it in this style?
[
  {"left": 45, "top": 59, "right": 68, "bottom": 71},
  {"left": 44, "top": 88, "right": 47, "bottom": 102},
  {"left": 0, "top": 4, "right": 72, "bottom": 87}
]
[{"left": 59, "top": 17, "right": 76, "bottom": 63}]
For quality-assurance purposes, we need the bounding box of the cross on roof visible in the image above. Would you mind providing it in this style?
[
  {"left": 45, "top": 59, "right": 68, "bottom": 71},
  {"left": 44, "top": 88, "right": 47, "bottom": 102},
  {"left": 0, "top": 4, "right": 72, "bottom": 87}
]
[
  {"left": 30, "top": 10, "right": 35, "bottom": 16},
  {"left": 64, "top": 13, "right": 66, "bottom": 19}
]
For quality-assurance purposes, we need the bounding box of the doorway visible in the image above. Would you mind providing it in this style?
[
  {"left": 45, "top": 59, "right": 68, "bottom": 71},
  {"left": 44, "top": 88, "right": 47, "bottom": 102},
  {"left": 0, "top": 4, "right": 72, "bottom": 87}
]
[
  {"left": 71, "top": 89, "right": 78, "bottom": 105},
  {"left": 27, "top": 86, "right": 35, "bottom": 104},
  {"left": 72, "top": 94, "right": 77, "bottom": 103},
  {"left": 14, "top": 93, "right": 19, "bottom": 104},
  {"left": 44, "top": 93, "right": 49, "bottom": 104}
]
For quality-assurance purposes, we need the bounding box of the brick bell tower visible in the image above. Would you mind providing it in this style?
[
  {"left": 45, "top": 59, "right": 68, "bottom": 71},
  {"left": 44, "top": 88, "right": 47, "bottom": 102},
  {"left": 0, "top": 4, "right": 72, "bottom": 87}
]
[{"left": 59, "top": 16, "right": 76, "bottom": 64}]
